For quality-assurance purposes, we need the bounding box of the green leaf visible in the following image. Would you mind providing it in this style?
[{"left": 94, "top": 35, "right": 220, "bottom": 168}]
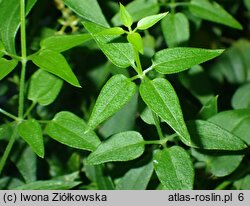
[
  {"left": 140, "top": 107, "right": 158, "bottom": 125},
  {"left": 187, "top": 120, "right": 247, "bottom": 150},
  {"left": 232, "top": 83, "right": 250, "bottom": 109},
  {"left": 0, "top": 177, "right": 24, "bottom": 189},
  {"left": 14, "top": 180, "right": 80, "bottom": 190},
  {"left": 40, "top": 34, "right": 91, "bottom": 52},
  {"left": 116, "top": 161, "right": 153, "bottom": 190},
  {"left": 209, "top": 109, "right": 250, "bottom": 145},
  {"left": 46, "top": 111, "right": 101, "bottom": 151},
  {"left": 11, "top": 146, "right": 37, "bottom": 183},
  {"left": 153, "top": 146, "right": 194, "bottom": 190},
  {"left": 119, "top": 3, "right": 133, "bottom": 28},
  {"left": 143, "top": 33, "right": 156, "bottom": 57},
  {"left": 84, "top": 22, "right": 135, "bottom": 68},
  {"left": 191, "top": 149, "right": 244, "bottom": 177},
  {"left": 210, "top": 40, "right": 250, "bottom": 84},
  {"left": 137, "top": 12, "right": 168, "bottom": 30},
  {"left": 245, "top": 0, "right": 250, "bottom": 10},
  {"left": 112, "top": 0, "right": 160, "bottom": 26},
  {"left": 189, "top": 0, "right": 242, "bottom": 30},
  {"left": 234, "top": 175, "right": 250, "bottom": 189},
  {"left": 161, "top": 13, "right": 189, "bottom": 47},
  {"left": 85, "top": 165, "right": 114, "bottom": 189},
  {"left": 152, "top": 47, "right": 224, "bottom": 74},
  {"left": 28, "top": 70, "right": 63, "bottom": 106},
  {"left": 88, "top": 74, "right": 136, "bottom": 129},
  {"left": 17, "top": 119, "right": 44, "bottom": 158},
  {"left": 31, "top": 49, "right": 80, "bottom": 87},
  {"left": 0, "top": 123, "right": 13, "bottom": 140},
  {"left": 198, "top": 96, "right": 218, "bottom": 119},
  {"left": 0, "top": 0, "right": 37, "bottom": 54},
  {"left": 179, "top": 65, "right": 214, "bottom": 104},
  {"left": 97, "top": 27, "right": 125, "bottom": 36},
  {"left": 139, "top": 78, "right": 191, "bottom": 145},
  {"left": 86, "top": 131, "right": 145, "bottom": 165},
  {"left": 127, "top": 33, "right": 143, "bottom": 54},
  {"left": 99, "top": 93, "right": 138, "bottom": 137},
  {"left": 208, "top": 154, "right": 244, "bottom": 177},
  {"left": 64, "top": 0, "right": 109, "bottom": 27},
  {"left": 0, "top": 40, "right": 5, "bottom": 57},
  {"left": 0, "top": 58, "right": 18, "bottom": 80}
]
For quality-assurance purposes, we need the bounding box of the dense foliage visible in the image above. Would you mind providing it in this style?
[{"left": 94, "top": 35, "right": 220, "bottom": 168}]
[{"left": 0, "top": 0, "right": 250, "bottom": 190}]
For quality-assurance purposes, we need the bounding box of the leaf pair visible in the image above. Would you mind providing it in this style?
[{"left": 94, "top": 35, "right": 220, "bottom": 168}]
[
  {"left": 18, "top": 110, "right": 103, "bottom": 158},
  {"left": 120, "top": 3, "right": 167, "bottom": 30},
  {"left": 119, "top": 3, "right": 167, "bottom": 55},
  {"left": 112, "top": 0, "right": 160, "bottom": 26}
]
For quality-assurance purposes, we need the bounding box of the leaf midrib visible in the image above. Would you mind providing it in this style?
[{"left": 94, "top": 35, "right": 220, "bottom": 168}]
[
  {"left": 49, "top": 121, "right": 97, "bottom": 150},
  {"left": 148, "top": 80, "right": 183, "bottom": 136},
  {"left": 88, "top": 141, "right": 144, "bottom": 163}
]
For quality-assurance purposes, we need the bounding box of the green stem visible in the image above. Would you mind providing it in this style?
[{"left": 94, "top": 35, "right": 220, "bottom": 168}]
[
  {"left": 170, "top": 0, "right": 176, "bottom": 14},
  {"left": 215, "top": 181, "right": 232, "bottom": 190},
  {"left": 37, "top": 120, "right": 51, "bottom": 124},
  {"left": 134, "top": 49, "right": 143, "bottom": 76},
  {"left": 144, "top": 138, "right": 168, "bottom": 146},
  {"left": 4, "top": 52, "right": 22, "bottom": 61},
  {"left": 152, "top": 111, "right": 165, "bottom": 140},
  {"left": 23, "top": 102, "right": 37, "bottom": 118},
  {"left": 0, "top": 108, "right": 18, "bottom": 121},
  {"left": 18, "top": 0, "right": 27, "bottom": 119},
  {"left": 0, "top": 128, "right": 17, "bottom": 175}
]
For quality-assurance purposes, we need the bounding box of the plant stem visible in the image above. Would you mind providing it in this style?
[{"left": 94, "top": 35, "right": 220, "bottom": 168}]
[
  {"left": 0, "top": 128, "right": 17, "bottom": 175},
  {"left": 134, "top": 49, "right": 143, "bottom": 76},
  {"left": 4, "top": 52, "right": 22, "bottom": 61},
  {"left": 152, "top": 111, "right": 165, "bottom": 140},
  {"left": 0, "top": 108, "right": 18, "bottom": 121},
  {"left": 215, "top": 181, "right": 231, "bottom": 190},
  {"left": 37, "top": 120, "right": 51, "bottom": 124},
  {"left": 170, "top": 0, "right": 176, "bottom": 14},
  {"left": 18, "top": 0, "right": 27, "bottom": 119},
  {"left": 23, "top": 102, "right": 37, "bottom": 118}
]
